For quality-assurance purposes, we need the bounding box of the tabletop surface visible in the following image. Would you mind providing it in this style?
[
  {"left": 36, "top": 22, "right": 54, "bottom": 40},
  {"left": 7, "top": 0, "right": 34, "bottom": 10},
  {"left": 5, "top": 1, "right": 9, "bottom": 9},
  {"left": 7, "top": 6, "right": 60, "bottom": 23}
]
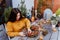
[
  {"left": 16, "top": 24, "right": 60, "bottom": 40},
  {"left": 7, "top": 20, "right": 60, "bottom": 40}
]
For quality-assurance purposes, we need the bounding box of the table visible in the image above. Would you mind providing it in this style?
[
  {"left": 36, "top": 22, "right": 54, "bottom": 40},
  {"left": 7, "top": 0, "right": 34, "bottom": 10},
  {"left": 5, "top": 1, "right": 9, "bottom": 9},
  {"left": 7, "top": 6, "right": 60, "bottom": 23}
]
[{"left": 9, "top": 19, "right": 60, "bottom": 40}]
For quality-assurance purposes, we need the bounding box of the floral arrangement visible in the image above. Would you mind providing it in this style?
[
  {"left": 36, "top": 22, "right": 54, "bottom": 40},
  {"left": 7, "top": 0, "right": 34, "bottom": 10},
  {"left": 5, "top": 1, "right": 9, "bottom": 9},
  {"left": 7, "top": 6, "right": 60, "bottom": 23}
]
[
  {"left": 51, "top": 14, "right": 60, "bottom": 25},
  {"left": 42, "top": 29, "right": 48, "bottom": 36},
  {"left": 51, "top": 14, "right": 60, "bottom": 21}
]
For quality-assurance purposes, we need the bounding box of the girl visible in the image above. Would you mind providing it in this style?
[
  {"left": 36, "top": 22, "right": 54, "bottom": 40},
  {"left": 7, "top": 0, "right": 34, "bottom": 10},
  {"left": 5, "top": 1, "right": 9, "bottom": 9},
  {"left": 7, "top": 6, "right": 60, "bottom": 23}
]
[{"left": 6, "top": 8, "right": 31, "bottom": 40}]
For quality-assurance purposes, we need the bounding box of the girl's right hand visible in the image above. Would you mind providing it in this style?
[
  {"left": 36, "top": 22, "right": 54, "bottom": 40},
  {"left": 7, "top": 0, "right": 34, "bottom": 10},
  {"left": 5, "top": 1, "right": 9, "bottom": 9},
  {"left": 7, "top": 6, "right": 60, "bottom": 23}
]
[{"left": 19, "top": 32, "right": 25, "bottom": 36}]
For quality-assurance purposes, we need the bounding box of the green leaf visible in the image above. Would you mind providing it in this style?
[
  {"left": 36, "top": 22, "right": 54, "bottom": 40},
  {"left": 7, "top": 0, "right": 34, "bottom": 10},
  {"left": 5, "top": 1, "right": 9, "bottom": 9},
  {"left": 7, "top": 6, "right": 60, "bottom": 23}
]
[{"left": 4, "top": 7, "right": 12, "bottom": 22}]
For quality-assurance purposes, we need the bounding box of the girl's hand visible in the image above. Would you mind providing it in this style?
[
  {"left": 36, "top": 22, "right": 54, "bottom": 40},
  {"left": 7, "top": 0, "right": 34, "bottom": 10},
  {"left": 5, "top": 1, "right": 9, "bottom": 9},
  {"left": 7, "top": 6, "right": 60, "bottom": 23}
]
[
  {"left": 28, "top": 29, "right": 32, "bottom": 33},
  {"left": 19, "top": 32, "right": 25, "bottom": 36}
]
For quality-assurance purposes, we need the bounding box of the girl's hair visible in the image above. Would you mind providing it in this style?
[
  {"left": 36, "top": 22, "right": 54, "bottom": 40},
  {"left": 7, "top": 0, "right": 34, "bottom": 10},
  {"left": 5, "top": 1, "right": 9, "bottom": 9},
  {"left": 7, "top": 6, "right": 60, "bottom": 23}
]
[{"left": 8, "top": 8, "right": 23, "bottom": 22}]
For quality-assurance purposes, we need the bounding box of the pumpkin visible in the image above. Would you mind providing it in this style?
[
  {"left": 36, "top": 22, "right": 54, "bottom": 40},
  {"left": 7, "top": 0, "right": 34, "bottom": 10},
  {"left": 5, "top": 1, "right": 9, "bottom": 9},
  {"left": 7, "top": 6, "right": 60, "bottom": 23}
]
[
  {"left": 52, "top": 28, "right": 57, "bottom": 32},
  {"left": 38, "top": 35, "right": 44, "bottom": 40},
  {"left": 42, "top": 29, "right": 48, "bottom": 36},
  {"left": 31, "top": 16, "right": 35, "bottom": 22}
]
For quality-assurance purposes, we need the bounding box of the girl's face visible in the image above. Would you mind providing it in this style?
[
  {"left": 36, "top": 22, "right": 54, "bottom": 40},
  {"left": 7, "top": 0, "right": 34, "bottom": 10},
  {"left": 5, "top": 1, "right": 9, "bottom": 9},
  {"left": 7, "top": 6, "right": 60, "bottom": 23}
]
[{"left": 16, "top": 13, "right": 20, "bottom": 21}]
